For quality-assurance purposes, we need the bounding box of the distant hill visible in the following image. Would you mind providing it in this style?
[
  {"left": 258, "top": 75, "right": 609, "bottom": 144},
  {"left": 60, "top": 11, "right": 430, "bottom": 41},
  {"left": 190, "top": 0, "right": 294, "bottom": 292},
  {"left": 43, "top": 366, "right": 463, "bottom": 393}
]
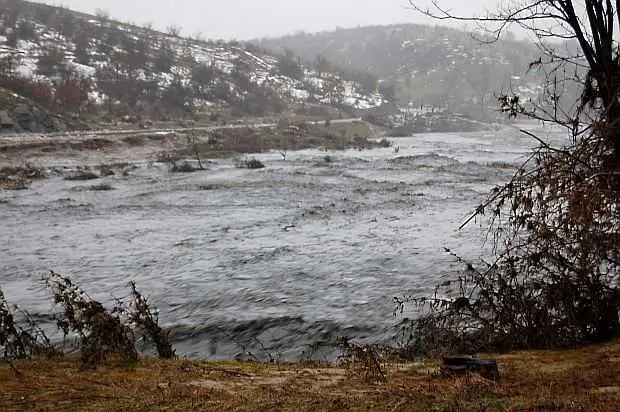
[
  {"left": 255, "top": 24, "right": 546, "bottom": 120},
  {"left": 0, "top": 0, "right": 389, "bottom": 133}
]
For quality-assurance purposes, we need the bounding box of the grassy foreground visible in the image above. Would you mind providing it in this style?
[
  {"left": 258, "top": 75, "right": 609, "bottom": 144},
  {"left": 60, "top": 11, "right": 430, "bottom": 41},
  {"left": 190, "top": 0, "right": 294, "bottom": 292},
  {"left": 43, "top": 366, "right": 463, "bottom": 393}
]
[{"left": 1, "top": 341, "right": 619, "bottom": 411}]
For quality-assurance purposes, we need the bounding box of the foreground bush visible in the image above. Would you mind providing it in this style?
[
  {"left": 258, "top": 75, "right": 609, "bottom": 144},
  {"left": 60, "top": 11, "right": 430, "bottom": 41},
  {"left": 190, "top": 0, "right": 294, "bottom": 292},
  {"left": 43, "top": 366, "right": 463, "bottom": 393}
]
[
  {"left": 1, "top": 272, "right": 175, "bottom": 368},
  {"left": 398, "top": 0, "right": 620, "bottom": 357}
]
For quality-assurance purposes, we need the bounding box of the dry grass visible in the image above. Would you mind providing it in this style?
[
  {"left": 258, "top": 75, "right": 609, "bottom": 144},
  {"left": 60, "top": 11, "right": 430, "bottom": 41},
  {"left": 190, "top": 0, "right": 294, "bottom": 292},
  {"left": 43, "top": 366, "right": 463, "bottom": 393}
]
[{"left": 1, "top": 340, "right": 619, "bottom": 411}]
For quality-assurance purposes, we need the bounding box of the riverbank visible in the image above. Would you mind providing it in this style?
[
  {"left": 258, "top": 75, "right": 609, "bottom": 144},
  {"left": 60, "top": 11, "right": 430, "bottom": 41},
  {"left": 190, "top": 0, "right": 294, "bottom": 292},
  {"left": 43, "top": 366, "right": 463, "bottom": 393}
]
[
  {"left": 1, "top": 340, "right": 618, "bottom": 411},
  {"left": 0, "top": 118, "right": 390, "bottom": 189}
]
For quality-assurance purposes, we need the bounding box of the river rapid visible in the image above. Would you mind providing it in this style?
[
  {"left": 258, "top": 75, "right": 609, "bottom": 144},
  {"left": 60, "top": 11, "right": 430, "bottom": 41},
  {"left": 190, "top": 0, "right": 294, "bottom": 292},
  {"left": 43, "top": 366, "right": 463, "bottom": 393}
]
[{"left": 0, "top": 123, "right": 564, "bottom": 360}]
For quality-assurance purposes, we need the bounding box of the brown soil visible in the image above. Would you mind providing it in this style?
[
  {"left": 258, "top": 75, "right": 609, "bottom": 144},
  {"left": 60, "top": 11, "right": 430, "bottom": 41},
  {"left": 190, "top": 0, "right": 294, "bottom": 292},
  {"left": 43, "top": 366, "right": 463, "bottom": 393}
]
[
  {"left": 1, "top": 340, "right": 619, "bottom": 411},
  {"left": 0, "top": 120, "right": 386, "bottom": 168}
]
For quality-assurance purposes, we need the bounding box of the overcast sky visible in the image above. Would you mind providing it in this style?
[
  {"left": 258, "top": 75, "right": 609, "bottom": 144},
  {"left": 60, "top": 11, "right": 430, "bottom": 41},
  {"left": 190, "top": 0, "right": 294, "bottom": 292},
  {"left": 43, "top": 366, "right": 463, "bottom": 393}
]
[{"left": 37, "top": 0, "right": 495, "bottom": 40}]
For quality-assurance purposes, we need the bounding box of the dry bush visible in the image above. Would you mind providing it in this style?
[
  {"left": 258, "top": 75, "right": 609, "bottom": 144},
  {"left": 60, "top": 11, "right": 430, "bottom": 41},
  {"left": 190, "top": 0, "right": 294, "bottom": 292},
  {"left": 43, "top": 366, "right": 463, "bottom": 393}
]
[
  {"left": 336, "top": 337, "right": 386, "bottom": 382},
  {"left": 44, "top": 271, "right": 137, "bottom": 367},
  {"left": 127, "top": 281, "right": 175, "bottom": 359},
  {"left": 236, "top": 157, "right": 265, "bottom": 169},
  {"left": 42, "top": 272, "right": 176, "bottom": 367},
  {"left": 396, "top": 116, "right": 620, "bottom": 356},
  {"left": 0, "top": 288, "right": 58, "bottom": 362},
  {"left": 397, "top": 0, "right": 620, "bottom": 357}
]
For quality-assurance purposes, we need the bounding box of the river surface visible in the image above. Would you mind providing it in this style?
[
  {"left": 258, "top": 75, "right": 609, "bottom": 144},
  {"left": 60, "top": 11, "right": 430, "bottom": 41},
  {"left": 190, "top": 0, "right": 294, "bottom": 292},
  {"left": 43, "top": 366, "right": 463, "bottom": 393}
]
[{"left": 0, "top": 123, "right": 564, "bottom": 360}]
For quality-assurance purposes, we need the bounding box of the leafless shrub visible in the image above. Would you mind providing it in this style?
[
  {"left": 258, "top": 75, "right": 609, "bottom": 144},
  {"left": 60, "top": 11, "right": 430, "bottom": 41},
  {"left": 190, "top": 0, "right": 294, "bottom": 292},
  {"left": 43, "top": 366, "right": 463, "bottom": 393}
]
[
  {"left": 157, "top": 152, "right": 198, "bottom": 173},
  {"left": 170, "top": 161, "right": 199, "bottom": 173},
  {"left": 0, "top": 288, "right": 58, "bottom": 362},
  {"left": 236, "top": 157, "right": 265, "bottom": 169},
  {"left": 87, "top": 183, "right": 114, "bottom": 191},
  {"left": 44, "top": 271, "right": 137, "bottom": 368},
  {"left": 396, "top": 122, "right": 620, "bottom": 355},
  {"left": 397, "top": 0, "right": 620, "bottom": 356},
  {"left": 336, "top": 337, "right": 386, "bottom": 382},
  {"left": 127, "top": 281, "right": 175, "bottom": 359}
]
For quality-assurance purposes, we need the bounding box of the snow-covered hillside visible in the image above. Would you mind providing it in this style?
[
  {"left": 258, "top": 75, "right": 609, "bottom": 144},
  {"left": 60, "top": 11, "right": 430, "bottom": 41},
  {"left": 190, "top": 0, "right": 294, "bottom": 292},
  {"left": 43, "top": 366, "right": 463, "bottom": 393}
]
[{"left": 0, "top": 0, "right": 388, "bottom": 125}]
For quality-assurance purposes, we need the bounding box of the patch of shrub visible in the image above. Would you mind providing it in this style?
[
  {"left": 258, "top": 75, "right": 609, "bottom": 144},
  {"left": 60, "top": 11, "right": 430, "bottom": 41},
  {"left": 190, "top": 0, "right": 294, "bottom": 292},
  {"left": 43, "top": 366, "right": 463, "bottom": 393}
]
[
  {"left": 40, "top": 272, "right": 175, "bottom": 368},
  {"left": 1, "top": 288, "right": 58, "bottom": 363},
  {"left": 170, "top": 161, "right": 198, "bottom": 173},
  {"left": 64, "top": 170, "right": 99, "bottom": 181},
  {"left": 336, "top": 337, "right": 386, "bottom": 382},
  {"left": 44, "top": 271, "right": 137, "bottom": 367},
  {"left": 128, "top": 281, "right": 175, "bottom": 359},
  {"left": 87, "top": 183, "right": 114, "bottom": 191},
  {"left": 237, "top": 158, "right": 265, "bottom": 169}
]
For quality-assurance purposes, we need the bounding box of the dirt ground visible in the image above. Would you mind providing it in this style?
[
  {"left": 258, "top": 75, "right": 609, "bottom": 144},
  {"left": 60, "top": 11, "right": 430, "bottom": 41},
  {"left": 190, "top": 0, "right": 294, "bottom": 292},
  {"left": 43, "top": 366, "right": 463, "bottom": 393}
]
[{"left": 1, "top": 340, "right": 619, "bottom": 411}]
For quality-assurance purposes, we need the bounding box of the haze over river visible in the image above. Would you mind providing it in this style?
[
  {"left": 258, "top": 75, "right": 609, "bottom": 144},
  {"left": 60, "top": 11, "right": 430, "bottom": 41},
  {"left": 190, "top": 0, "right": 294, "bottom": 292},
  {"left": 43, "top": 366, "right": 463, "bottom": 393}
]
[{"left": 0, "top": 123, "right": 563, "bottom": 360}]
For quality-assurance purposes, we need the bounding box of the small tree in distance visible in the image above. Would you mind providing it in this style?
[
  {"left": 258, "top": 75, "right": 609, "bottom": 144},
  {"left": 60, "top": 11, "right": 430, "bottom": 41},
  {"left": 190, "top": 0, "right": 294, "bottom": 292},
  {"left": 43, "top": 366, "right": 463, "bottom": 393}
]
[{"left": 396, "top": 0, "right": 620, "bottom": 355}]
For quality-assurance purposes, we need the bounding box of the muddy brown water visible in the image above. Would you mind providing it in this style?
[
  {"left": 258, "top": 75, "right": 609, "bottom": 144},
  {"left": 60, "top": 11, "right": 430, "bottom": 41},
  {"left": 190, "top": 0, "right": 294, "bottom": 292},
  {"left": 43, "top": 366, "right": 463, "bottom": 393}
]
[{"left": 0, "top": 124, "right": 566, "bottom": 360}]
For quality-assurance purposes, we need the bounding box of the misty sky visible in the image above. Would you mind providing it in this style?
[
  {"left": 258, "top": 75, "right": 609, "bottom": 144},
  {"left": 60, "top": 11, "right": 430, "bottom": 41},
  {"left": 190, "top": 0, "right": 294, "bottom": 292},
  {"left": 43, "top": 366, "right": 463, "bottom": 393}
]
[{"left": 38, "top": 0, "right": 495, "bottom": 40}]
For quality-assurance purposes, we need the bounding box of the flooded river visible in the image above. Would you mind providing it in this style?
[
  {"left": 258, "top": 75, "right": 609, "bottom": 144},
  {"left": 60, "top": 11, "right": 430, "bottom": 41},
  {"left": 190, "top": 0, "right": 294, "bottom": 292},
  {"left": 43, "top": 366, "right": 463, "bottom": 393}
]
[{"left": 0, "top": 124, "right": 557, "bottom": 359}]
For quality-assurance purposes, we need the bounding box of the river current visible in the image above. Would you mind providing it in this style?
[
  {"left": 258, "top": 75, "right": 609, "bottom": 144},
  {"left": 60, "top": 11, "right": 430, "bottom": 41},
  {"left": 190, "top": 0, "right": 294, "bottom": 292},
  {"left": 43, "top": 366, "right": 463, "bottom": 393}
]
[{"left": 0, "top": 123, "right": 563, "bottom": 360}]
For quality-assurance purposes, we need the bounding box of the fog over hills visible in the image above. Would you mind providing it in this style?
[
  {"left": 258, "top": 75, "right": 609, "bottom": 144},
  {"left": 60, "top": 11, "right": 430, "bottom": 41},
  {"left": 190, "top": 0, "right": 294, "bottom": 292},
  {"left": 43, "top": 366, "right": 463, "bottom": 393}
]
[{"left": 255, "top": 24, "right": 546, "bottom": 117}]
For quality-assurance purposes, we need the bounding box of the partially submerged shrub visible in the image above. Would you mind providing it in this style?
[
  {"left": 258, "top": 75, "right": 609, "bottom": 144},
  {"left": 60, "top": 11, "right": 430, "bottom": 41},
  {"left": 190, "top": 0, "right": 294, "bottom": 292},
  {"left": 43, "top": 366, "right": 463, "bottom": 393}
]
[
  {"left": 87, "top": 183, "right": 115, "bottom": 191},
  {"left": 128, "top": 281, "right": 175, "bottom": 359},
  {"left": 170, "top": 161, "right": 198, "bottom": 173},
  {"left": 236, "top": 157, "right": 265, "bottom": 169},
  {"left": 396, "top": 131, "right": 620, "bottom": 355},
  {"left": 0, "top": 165, "right": 45, "bottom": 190},
  {"left": 0, "top": 288, "right": 58, "bottom": 361},
  {"left": 42, "top": 272, "right": 175, "bottom": 367},
  {"left": 64, "top": 170, "right": 99, "bottom": 181},
  {"left": 44, "top": 271, "right": 137, "bottom": 367}
]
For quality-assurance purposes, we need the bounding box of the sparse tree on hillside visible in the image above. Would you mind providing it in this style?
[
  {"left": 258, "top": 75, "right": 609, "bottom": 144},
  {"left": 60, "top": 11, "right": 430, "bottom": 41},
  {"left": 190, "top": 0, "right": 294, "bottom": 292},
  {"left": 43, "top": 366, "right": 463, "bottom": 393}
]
[
  {"left": 166, "top": 25, "right": 182, "bottom": 37},
  {"left": 355, "top": 71, "right": 379, "bottom": 96},
  {"left": 323, "top": 76, "right": 345, "bottom": 105},
  {"left": 315, "top": 54, "right": 331, "bottom": 76},
  {"left": 277, "top": 49, "right": 305, "bottom": 81},
  {"left": 4, "top": 0, "right": 24, "bottom": 29},
  {"left": 153, "top": 40, "right": 175, "bottom": 74},
  {"left": 94, "top": 8, "right": 110, "bottom": 23},
  {"left": 95, "top": 64, "right": 124, "bottom": 113},
  {"left": 378, "top": 81, "right": 396, "bottom": 102},
  {"left": 57, "top": 7, "right": 77, "bottom": 39},
  {"left": 73, "top": 32, "right": 92, "bottom": 66},
  {"left": 14, "top": 20, "right": 37, "bottom": 42},
  {"left": 0, "top": 52, "right": 21, "bottom": 77},
  {"left": 55, "top": 70, "right": 92, "bottom": 113},
  {"left": 32, "top": 3, "right": 57, "bottom": 27},
  {"left": 191, "top": 63, "right": 217, "bottom": 100},
  {"left": 37, "top": 47, "right": 66, "bottom": 78},
  {"left": 162, "top": 74, "right": 194, "bottom": 113}
]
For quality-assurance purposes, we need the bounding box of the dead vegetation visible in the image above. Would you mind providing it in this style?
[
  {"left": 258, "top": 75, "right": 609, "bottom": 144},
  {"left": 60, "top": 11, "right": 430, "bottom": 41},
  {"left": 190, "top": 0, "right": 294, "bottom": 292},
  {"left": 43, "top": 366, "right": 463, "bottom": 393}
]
[
  {"left": 1, "top": 272, "right": 174, "bottom": 370},
  {"left": 0, "top": 164, "right": 44, "bottom": 190},
  {"left": 0, "top": 340, "right": 618, "bottom": 411},
  {"left": 236, "top": 157, "right": 265, "bottom": 169},
  {"left": 397, "top": 0, "right": 620, "bottom": 357}
]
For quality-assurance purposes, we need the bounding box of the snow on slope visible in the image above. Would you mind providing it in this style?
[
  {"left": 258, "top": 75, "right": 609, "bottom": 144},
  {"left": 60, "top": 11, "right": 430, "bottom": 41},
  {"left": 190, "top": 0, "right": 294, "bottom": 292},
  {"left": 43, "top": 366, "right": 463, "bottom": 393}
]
[{"left": 0, "top": 2, "right": 388, "bottom": 113}]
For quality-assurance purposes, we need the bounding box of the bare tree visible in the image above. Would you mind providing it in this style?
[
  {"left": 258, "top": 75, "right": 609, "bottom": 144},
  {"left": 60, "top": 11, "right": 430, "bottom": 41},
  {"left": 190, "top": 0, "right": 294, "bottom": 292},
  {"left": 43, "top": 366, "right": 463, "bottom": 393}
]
[{"left": 398, "top": 0, "right": 620, "bottom": 355}]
